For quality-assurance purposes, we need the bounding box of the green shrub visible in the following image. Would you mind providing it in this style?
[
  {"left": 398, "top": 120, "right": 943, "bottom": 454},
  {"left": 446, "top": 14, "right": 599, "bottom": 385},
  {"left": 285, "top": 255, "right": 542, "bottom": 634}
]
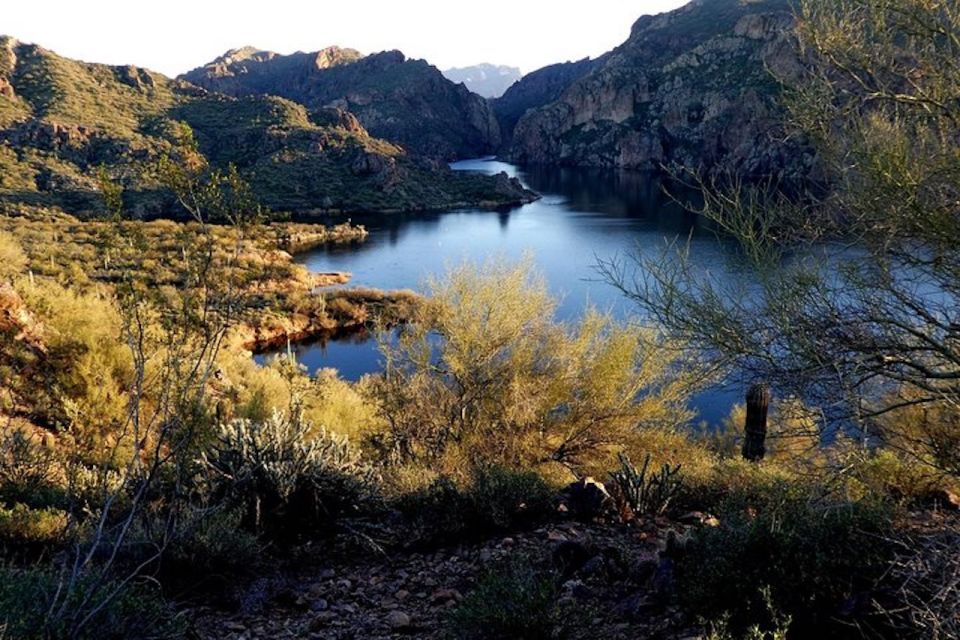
[
  {"left": 0, "top": 565, "right": 183, "bottom": 640},
  {"left": 397, "top": 465, "right": 554, "bottom": 546},
  {"left": 0, "top": 503, "right": 67, "bottom": 546},
  {"left": 675, "top": 483, "right": 893, "bottom": 638},
  {"left": 199, "top": 410, "right": 379, "bottom": 541},
  {"left": 446, "top": 557, "right": 559, "bottom": 640},
  {"left": 160, "top": 508, "right": 262, "bottom": 594}
]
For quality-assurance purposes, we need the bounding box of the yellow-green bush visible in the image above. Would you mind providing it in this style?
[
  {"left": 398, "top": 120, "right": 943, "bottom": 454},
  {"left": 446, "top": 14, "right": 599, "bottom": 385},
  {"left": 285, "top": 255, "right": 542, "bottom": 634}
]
[
  {"left": 368, "top": 258, "right": 698, "bottom": 477},
  {"left": 0, "top": 503, "right": 67, "bottom": 545}
]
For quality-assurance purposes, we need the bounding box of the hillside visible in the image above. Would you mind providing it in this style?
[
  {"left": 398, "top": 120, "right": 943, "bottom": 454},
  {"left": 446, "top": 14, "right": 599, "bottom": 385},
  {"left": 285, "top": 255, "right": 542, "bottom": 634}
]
[
  {"left": 505, "top": 0, "right": 812, "bottom": 176},
  {"left": 182, "top": 48, "right": 501, "bottom": 160},
  {"left": 442, "top": 63, "right": 522, "bottom": 98},
  {"left": 0, "top": 37, "right": 533, "bottom": 217}
]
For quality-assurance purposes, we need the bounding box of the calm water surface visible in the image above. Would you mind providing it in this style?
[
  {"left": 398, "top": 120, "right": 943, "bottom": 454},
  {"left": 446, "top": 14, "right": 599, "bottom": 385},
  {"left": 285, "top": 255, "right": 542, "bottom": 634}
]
[{"left": 259, "top": 159, "right": 757, "bottom": 425}]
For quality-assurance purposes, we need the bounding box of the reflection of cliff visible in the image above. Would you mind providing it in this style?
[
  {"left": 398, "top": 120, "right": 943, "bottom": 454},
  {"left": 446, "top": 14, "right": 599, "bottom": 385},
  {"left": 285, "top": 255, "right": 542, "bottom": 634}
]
[{"left": 521, "top": 166, "right": 702, "bottom": 229}]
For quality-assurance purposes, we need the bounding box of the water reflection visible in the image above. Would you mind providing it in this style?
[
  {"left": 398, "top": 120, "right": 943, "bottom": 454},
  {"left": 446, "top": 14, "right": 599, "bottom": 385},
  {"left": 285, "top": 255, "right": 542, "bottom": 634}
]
[{"left": 262, "top": 159, "right": 751, "bottom": 425}]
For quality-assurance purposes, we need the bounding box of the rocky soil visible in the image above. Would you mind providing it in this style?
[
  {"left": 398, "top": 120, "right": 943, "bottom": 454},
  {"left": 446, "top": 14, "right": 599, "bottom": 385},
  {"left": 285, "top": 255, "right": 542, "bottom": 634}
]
[{"left": 191, "top": 515, "right": 712, "bottom": 640}]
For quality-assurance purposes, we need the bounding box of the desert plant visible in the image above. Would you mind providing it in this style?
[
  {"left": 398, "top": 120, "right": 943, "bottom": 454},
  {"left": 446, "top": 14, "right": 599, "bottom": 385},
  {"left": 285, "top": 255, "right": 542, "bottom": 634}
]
[
  {"left": 873, "top": 521, "right": 960, "bottom": 640},
  {"left": 608, "top": 452, "right": 683, "bottom": 518},
  {"left": 676, "top": 484, "right": 893, "bottom": 637},
  {"left": 446, "top": 557, "right": 559, "bottom": 640},
  {"left": 396, "top": 465, "right": 554, "bottom": 546},
  {"left": 199, "top": 409, "right": 378, "bottom": 540},
  {"left": 0, "top": 565, "right": 183, "bottom": 640},
  {"left": 371, "top": 258, "right": 697, "bottom": 476}
]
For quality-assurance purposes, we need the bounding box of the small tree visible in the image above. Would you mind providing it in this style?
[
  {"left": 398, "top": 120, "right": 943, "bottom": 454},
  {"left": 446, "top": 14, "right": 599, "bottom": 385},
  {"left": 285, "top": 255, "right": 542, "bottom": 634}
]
[{"left": 369, "top": 258, "right": 698, "bottom": 476}]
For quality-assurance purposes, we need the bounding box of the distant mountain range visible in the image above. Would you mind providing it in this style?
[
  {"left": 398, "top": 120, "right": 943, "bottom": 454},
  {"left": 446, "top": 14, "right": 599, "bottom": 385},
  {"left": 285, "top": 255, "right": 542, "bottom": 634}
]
[
  {"left": 442, "top": 64, "right": 522, "bottom": 99},
  {"left": 0, "top": 38, "right": 532, "bottom": 218},
  {"left": 182, "top": 48, "right": 501, "bottom": 161},
  {"left": 0, "top": 0, "right": 817, "bottom": 221}
]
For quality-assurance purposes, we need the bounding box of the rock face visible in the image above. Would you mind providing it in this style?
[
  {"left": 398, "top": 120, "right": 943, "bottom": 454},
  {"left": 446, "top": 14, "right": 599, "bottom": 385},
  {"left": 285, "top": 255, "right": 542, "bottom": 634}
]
[
  {"left": 492, "top": 56, "right": 606, "bottom": 149},
  {"left": 505, "top": 0, "right": 812, "bottom": 177},
  {"left": 182, "top": 48, "right": 501, "bottom": 160},
  {"left": 0, "top": 36, "right": 534, "bottom": 216},
  {"left": 442, "top": 63, "right": 522, "bottom": 98}
]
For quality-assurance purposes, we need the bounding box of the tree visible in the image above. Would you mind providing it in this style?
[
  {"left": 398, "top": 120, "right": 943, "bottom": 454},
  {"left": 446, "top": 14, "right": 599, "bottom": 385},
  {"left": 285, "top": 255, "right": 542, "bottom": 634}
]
[
  {"left": 602, "top": 0, "right": 960, "bottom": 473},
  {"left": 368, "top": 258, "right": 696, "bottom": 476}
]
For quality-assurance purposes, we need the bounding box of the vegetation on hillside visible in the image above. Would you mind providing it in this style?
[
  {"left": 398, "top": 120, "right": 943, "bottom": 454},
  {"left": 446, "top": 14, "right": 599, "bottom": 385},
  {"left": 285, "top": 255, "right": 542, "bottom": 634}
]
[{"left": 0, "top": 38, "right": 533, "bottom": 218}]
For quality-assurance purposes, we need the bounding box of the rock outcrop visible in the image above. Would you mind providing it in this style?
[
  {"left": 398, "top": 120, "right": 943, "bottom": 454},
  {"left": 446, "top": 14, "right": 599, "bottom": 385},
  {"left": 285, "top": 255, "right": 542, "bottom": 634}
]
[
  {"left": 505, "top": 0, "right": 813, "bottom": 177},
  {"left": 492, "top": 56, "right": 606, "bottom": 149},
  {"left": 182, "top": 48, "right": 501, "bottom": 160}
]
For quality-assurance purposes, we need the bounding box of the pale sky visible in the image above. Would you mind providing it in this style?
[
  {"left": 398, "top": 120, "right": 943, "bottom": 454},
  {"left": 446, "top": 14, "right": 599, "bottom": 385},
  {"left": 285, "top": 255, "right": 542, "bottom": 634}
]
[{"left": 4, "top": 1, "right": 690, "bottom": 77}]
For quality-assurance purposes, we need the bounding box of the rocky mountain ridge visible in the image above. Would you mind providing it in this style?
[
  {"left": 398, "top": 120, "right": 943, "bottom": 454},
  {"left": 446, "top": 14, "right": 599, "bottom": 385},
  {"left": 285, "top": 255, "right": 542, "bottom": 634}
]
[
  {"left": 183, "top": 48, "right": 501, "bottom": 160},
  {"left": 502, "top": 0, "right": 812, "bottom": 177},
  {"left": 0, "top": 37, "right": 533, "bottom": 218}
]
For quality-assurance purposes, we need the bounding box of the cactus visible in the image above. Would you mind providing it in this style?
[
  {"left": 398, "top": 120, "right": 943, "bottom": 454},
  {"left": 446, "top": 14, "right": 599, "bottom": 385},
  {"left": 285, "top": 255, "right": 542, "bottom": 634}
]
[{"left": 609, "top": 452, "right": 682, "bottom": 518}]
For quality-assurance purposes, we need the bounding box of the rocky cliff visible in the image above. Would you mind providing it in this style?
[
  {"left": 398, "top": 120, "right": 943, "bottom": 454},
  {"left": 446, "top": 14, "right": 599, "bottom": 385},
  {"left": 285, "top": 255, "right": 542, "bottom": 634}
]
[
  {"left": 183, "top": 49, "right": 501, "bottom": 160},
  {"left": 506, "top": 0, "right": 812, "bottom": 177},
  {"left": 0, "top": 37, "right": 533, "bottom": 217},
  {"left": 492, "top": 56, "right": 606, "bottom": 149}
]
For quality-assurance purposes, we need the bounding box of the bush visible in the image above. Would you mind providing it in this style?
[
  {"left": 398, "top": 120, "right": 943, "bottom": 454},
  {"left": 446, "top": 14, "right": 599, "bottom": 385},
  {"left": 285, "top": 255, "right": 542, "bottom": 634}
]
[
  {"left": 675, "top": 483, "right": 893, "bottom": 637},
  {"left": 199, "top": 409, "right": 379, "bottom": 541},
  {"left": 160, "top": 507, "right": 262, "bottom": 595},
  {"left": 446, "top": 557, "right": 559, "bottom": 640},
  {"left": 0, "top": 503, "right": 67, "bottom": 546},
  {"left": 0, "top": 565, "right": 183, "bottom": 640},
  {"left": 397, "top": 465, "right": 555, "bottom": 546},
  {"left": 608, "top": 452, "right": 683, "bottom": 519}
]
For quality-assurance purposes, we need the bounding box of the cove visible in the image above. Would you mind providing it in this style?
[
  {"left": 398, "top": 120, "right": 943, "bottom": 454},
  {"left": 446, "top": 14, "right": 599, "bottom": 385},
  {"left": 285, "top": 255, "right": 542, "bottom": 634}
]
[{"left": 257, "top": 159, "right": 759, "bottom": 426}]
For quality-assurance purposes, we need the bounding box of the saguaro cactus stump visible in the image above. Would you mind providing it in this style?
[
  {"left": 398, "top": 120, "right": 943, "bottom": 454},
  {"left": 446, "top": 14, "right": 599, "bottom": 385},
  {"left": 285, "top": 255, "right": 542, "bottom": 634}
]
[{"left": 742, "top": 383, "right": 771, "bottom": 461}]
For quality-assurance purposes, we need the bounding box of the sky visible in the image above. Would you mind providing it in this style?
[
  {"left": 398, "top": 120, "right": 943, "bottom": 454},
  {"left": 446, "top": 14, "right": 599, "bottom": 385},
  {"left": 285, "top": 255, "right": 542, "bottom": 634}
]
[{"left": 3, "top": 1, "right": 690, "bottom": 77}]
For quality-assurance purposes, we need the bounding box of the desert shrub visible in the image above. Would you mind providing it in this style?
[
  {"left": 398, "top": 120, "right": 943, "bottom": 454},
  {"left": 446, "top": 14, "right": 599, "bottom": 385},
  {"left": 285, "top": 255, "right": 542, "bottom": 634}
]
[
  {"left": 0, "top": 503, "right": 67, "bottom": 546},
  {"left": 199, "top": 409, "right": 379, "bottom": 541},
  {"left": 704, "top": 589, "right": 792, "bottom": 640},
  {"left": 0, "top": 430, "right": 63, "bottom": 509},
  {"left": 397, "top": 465, "right": 555, "bottom": 546},
  {"left": 0, "top": 232, "right": 27, "bottom": 280},
  {"left": 14, "top": 280, "right": 131, "bottom": 445},
  {"left": 369, "top": 259, "right": 697, "bottom": 477},
  {"left": 0, "top": 565, "right": 183, "bottom": 640},
  {"left": 849, "top": 449, "right": 954, "bottom": 506},
  {"left": 446, "top": 557, "right": 559, "bottom": 640},
  {"left": 675, "top": 483, "right": 893, "bottom": 637},
  {"left": 872, "top": 520, "right": 960, "bottom": 640},
  {"left": 159, "top": 507, "right": 262, "bottom": 595}
]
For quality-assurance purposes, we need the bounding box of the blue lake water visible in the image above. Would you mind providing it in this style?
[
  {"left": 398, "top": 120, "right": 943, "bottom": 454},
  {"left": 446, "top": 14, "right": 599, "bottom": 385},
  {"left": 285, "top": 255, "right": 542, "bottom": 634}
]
[{"left": 257, "top": 158, "right": 759, "bottom": 426}]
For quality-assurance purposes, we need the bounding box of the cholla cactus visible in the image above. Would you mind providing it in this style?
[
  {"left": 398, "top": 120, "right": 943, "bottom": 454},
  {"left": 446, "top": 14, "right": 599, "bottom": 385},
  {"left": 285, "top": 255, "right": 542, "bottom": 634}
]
[{"left": 200, "top": 410, "right": 377, "bottom": 536}]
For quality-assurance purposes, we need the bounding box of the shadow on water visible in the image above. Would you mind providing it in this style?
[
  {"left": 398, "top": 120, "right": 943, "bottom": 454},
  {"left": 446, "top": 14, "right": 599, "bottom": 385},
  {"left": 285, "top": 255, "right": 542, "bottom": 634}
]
[{"left": 259, "top": 160, "right": 752, "bottom": 426}]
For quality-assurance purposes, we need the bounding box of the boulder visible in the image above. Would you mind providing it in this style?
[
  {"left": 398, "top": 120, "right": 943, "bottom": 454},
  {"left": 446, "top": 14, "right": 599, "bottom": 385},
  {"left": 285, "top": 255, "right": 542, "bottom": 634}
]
[{"left": 561, "top": 477, "right": 614, "bottom": 520}]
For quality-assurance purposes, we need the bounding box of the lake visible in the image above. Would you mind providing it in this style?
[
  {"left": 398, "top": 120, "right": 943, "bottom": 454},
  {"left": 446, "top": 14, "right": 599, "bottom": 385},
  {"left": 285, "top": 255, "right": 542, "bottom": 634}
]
[{"left": 257, "top": 158, "right": 758, "bottom": 426}]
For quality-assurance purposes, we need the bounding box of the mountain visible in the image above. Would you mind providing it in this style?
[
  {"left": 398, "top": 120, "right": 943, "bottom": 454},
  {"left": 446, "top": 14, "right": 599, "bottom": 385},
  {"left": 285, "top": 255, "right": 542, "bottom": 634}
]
[
  {"left": 182, "top": 48, "right": 501, "bottom": 160},
  {"left": 442, "top": 64, "right": 522, "bottom": 98},
  {"left": 504, "top": 0, "right": 812, "bottom": 177},
  {"left": 0, "top": 37, "right": 532, "bottom": 218},
  {"left": 492, "top": 57, "right": 605, "bottom": 149}
]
